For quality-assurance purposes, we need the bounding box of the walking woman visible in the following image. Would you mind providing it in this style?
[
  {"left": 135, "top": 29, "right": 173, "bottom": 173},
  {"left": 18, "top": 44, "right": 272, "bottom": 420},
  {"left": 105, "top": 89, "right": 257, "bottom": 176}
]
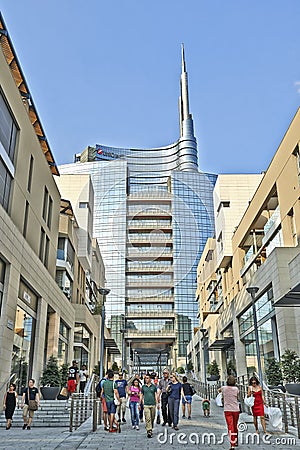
[
  {"left": 128, "top": 378, "right": 142, "bottom": 430},
  {"left": 167, "top": 373, "right": 182, "bottom": 430},
  {"left": 3, "top": 383, "right": 18, "bottom": 429},
  {"left": 220, "top": 375, "right": 240, "bottom": 450},
  {"left": 247, "top": 376, "right": 267, "bottom": 434}
]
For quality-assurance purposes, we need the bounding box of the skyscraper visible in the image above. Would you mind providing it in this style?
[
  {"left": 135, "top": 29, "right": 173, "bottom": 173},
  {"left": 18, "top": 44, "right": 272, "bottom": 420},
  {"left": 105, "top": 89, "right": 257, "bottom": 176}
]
[{"left": 60, "top": 45, "right": 217, "bottom": 371}]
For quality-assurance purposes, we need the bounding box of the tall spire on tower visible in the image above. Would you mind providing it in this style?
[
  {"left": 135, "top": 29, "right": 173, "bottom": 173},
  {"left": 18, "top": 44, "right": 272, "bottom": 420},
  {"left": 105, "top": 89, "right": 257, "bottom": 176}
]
[{"left": 179, "top": 43, "right": 192, "bottom": 137}]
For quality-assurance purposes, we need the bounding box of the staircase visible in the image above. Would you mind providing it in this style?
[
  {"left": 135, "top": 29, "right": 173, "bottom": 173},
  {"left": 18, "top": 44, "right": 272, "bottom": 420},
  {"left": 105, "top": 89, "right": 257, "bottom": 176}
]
[{"left": 0, "top": 400, "right": 70, "bottom": 428}]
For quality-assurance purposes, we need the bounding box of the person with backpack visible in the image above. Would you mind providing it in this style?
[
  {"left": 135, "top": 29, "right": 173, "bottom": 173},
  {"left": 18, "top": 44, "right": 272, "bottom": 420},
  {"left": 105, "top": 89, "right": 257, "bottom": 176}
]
[
  {"left": 101, "top": 370, "right": 120, "bottom": 433},
  {"left": 181, "top": 376, "right": 195, "bottom": 420},
  {"left": 96, "top": 371, "right": 109, "bottom": 431}
]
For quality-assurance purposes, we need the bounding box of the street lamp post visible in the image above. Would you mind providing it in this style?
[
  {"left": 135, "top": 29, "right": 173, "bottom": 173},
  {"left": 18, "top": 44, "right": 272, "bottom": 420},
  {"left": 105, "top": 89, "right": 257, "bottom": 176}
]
[
  {"left": 173, "top": 347, "right": 177, "bottom": 372},
  {"left": 246, "top": 286, "right": 263, "bottom": 383},
  {"left": 200, "top": 328, "right": 208, "bottom": 398},
  {"left": 99, "top": 288, "right": 110, "bottom": 380},
  {"left": 127, "top": 340, "right": 132, "bottom": 375},
  {"left": 120, "top": 327, "right": 126, "bottom": 374}
]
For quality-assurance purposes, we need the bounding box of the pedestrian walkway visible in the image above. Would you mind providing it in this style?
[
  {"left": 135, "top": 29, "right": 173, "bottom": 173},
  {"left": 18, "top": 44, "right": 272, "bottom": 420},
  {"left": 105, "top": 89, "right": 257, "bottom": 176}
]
[{"left": 0, "top": 395, "right": 298, "bottom": 449}]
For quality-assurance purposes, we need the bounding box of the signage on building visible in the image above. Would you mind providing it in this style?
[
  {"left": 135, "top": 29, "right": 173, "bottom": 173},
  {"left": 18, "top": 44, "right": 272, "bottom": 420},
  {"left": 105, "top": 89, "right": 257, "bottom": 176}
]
[
  {"left": 23, "top": 291, "right": 31, "bottom": 304},
  {"left": 95, "top": 145, "right": 125, "bottom": 160}
]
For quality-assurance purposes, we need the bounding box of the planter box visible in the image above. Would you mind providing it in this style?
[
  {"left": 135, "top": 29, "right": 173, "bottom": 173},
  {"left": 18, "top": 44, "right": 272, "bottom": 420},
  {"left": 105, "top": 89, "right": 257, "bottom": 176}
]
[
  {"left": 40, "top": 386, "right": 60, "bottom": 400},
  {"left": 285, "top": 383, "right": 300, "bottom": 396}
]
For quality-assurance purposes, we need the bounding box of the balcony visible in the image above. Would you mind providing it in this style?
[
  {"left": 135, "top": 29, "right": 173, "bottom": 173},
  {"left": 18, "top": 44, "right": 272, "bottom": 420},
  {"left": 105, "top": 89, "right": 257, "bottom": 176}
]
[
  {"left": 127, "top": 209, "right": 171, "bottom": 219},
  {"left": 126, "top": 310, "right": 175, "bottom": 319},
  {"left": 127, "top": 249, "right": 173, "bottom": 260},
  {"left": 126, "top": 295, "right": 174, "bottom": 303},
  {"left": 127, "top": 223, "right": 172, "bottom": 232},
  {"left": 126, "top": 265, "right": 173, "bottom": 274},
  {"left": 126, "top": 279, "right": 173, "bottom": 288},
  {"left": 262, "top": 206, "right": 281, "bottom": 246},
  {"left": 126, "top": 329, "right": 176, "bottom": 339}
]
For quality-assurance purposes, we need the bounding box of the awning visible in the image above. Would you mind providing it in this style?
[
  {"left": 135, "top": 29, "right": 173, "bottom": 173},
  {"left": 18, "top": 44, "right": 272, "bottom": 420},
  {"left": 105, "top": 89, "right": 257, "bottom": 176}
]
[
  {"left": 208, "top": 338, "right": 234, "bottom": 351},
  {"left": 104, "top": 338, "right": 120, "bottom": 355},
  {"left": 275, "top": 285, "right": 300, "bottom": 306}
]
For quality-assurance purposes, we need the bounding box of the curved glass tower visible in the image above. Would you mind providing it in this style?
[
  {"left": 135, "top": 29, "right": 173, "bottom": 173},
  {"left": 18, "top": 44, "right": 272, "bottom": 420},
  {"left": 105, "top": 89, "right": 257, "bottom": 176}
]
[{"left": 60, "top": 45, "right": 217, "bottom": 371}]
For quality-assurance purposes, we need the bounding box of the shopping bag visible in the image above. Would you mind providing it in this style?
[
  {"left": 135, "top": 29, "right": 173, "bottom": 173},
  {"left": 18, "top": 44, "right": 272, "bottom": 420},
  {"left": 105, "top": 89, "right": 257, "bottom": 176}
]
[
  {"left": 215, "top": 392, "right": 223, "bottom": 407},
  {"left": 60, "top": 387, "right": 68, "bottom": 397},
  {"left": 244, "top": 395, "right": 255, "bottom": 407},
  {"left": 266, "top": 407, "right": 282, "bottom": 431},
  {"left": 156, "top": 409, "right": 161, "bottom": 424}
]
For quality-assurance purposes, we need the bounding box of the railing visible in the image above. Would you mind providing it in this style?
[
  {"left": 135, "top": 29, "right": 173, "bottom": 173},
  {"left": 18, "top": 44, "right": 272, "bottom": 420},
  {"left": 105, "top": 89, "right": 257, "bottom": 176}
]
[
  {"left": 126, "top": 265, "right": 173, "bottom": 272},
  {"left": 126, "top": 310, "right": 175, "bottom": 318},
  {"left": 0, "top": 373, "right": 17, "bottom": 397},
  {"left": 188, "top": 376, "right": 300, "bottom": 439},
  {"left": 126, "top": 329, "right": 175, "bottom": 337},
  {"left": 127, "top": 295, "right": 174, "bottom": 302},
  {"left": 264, "top": 389, "right": 300, "bottom": 438},
  {"left": 69, "top": 392, "right": 96, "bottom": 431}
]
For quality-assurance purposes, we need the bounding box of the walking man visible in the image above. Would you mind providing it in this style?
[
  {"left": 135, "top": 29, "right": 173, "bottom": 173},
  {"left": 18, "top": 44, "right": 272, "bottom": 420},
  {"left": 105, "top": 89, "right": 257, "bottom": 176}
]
[
  {"left": 101, "top": 370, "right": 120, "bottom": 433},
  {"left": 141, "top": 374, "right": 159, "bottom": 438},
  {"left": 157, "top": 369, "right": 171, "bottom": 426},
  {"left": 78, "top": 364, "right": 88, "bottom": 393},
  {"left": 21, "top": 379, "right": 40, "bottom": 430},
  {"left": 115, "top": 372, "right": 127, "bottom": 423},
  {"left": 67, "top": 360, "right": 79, "bottom": 397}
]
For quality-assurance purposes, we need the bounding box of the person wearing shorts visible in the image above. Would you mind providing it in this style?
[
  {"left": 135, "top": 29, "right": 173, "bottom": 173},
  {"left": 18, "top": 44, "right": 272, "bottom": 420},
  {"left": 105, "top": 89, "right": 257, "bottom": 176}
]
[
  {"left": 21, "top": 379, "right": 40, "bottom": 430},
  {"left": 67, "top": 360, "right": 79, "bottom": 396},
  {"left": 202, "top": 399, "right": 210, "bottom": 417},
  {"left": 101, "top": 371, "right": 120, "bottom": 433},
  {"left": 181, "top": 376, "right": 193, "bottom": 419}
]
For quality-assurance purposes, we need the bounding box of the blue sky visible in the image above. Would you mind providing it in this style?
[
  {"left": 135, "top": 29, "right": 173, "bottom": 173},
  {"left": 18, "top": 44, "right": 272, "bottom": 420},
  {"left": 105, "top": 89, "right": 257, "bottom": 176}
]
[{"left": 1, "top": 1, "right": 300, "bottom": 174}]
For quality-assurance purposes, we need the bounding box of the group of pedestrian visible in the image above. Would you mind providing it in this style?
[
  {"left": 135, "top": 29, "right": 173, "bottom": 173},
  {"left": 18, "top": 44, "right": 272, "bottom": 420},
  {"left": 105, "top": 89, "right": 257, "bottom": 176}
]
[
  {"left": 3, "top": 378, "right": 40, "bottom": 431},
  {"left": 219, "top": 375, "right": 268, "bottom": 450},
  {"left": 2, "top": 360, "right": 89, "bottom": 430},
  {"left": 97, "top": 369, "right": 196, "bottom": 439}
]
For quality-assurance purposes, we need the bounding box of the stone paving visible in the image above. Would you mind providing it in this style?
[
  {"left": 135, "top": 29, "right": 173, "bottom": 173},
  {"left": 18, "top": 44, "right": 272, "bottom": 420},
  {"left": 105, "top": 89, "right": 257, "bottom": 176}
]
[{"left": 0, "top": 395, "right": 298, "bottom": 449}]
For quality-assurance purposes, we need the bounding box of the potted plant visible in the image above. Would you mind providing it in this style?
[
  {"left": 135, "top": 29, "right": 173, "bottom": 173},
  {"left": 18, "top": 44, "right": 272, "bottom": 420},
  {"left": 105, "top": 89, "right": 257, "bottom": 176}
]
[
  {"left": 57, "top": 363, "right": 69, "bottom": 400},
  {"left": 281, "top": 349, "right": 300, "bottom": 395},
  {"left": 111, "top": 361, "right": 119, "bottom": 373},
  {"left": 207, "top": 360, "right": 220, "bottom": 381},
  {"left": 265, "top": 357, "right": 283, "bottom": 389},
  {"left": 226, "top": 360, "right": 236, "bottom": 377},
  {"left": 176, "top": 366, "right": 185, "bottom": 374},
  {"left": 40, "top": 355, "right": 61, "bottom": 400}
]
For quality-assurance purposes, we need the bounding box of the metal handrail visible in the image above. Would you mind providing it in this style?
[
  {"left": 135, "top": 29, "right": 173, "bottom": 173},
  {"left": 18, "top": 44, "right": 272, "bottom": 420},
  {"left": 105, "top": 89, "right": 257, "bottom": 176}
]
[{"left": 0, "top": 373, "right": 17, "bottom": 397}]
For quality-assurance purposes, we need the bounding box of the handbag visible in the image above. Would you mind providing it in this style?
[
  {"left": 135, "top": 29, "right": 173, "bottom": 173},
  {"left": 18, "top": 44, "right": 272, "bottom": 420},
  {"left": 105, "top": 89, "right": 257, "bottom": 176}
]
[
  {"left": 60, "top": 387, "right": 68, "bottom": 397},
  {"left": 28, "top": 399, "right": 38, "bottom": 411},
  {"left": 114, "top": 395, "right": 120, "bottom": 406},
  {"left": 156, "top": 409, "right": 161, "bottom": 424},
  {"left": 244, "top": 395, "right": 255, "bottom": 408},
  {"left": 215, "top": 392, "right": 223, "bottom": 407}
]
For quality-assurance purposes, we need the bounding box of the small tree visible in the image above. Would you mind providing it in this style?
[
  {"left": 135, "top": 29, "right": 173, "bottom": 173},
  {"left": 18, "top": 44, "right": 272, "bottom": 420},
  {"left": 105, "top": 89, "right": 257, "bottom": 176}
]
[
  {"left": 226, "top": 360, "right": 236, "bottom": 376},
  {"left": 207, "top": 360, "right": 220, "bottom": 377},
  {"left": 187, "top": 361, "right": 194, "bottom": 372},
  {"left": 111, "top": 361, "right": 119, "bottom": 373},
  {"left": 40, "top": 355, "right": 60, "bottom": 387},
  {"left": 281, "top": 349, "right": 300, "bottom": 383},
  {"left": 59, "top": 363, "right": 69, "bottom": 387},
  {"left": 265, "top": 357, "right": 283, "bottom": 386}
]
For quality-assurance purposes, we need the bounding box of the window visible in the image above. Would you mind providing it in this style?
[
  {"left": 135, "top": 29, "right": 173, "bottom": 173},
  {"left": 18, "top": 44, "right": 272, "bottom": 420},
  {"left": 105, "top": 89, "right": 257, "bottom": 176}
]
[
  {"left": 27, "top": 155, "right": 34, "bottom": 192},
  {"left": 58, "top": 320, "right": 69, "bottom": 366},
  {"left": 0, "top": 258, "right": 6, "bottom": 316},
  {"left": 39, "top": 228, "right": 45, "bottom": 261},
  {"left": 0, "top": 90, "right": 18, "bottom": 163},
  {"left": 47, "top": 197, "right": 53, "bottom": 229},
  {"left": 42, "top": 187, "right": 48, "bottom": 221},
  {"left": 44, "top": 236, "right": 50, "bottom": 268},
  {"left": 79, "top": 202, "right": 89, "bottom": 208},
  {"left": 23, "top": 201, "right": 29, "bottom": 237},
  {"left": 0, "top": 157, "right": 12, "bottom": 211}
]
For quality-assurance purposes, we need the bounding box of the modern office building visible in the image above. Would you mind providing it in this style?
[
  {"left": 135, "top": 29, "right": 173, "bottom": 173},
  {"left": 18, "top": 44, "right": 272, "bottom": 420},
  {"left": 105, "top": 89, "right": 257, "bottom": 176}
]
[
  {"left": 60, "top": 45, "right": 217, "bottom": 371},
  {"left": 189, "top": 112, "right": 300, "bottom": 382}
]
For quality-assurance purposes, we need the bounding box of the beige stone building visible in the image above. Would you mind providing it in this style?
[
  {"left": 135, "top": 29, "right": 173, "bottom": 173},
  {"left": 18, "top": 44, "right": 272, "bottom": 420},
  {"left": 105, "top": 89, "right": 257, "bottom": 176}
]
[
  {"left": 189, "top": 112, "right": 300, "bottom": 383},
  {"left": 0, "top": 14, "right": 113, "bottom": 391},
  {"left": 0, "top": 16, "right": 76, "bottom": 389}
]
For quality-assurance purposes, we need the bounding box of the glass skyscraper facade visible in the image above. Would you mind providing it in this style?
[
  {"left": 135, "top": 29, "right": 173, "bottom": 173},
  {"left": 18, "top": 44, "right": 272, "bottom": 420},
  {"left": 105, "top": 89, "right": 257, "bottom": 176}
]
[{"left": 60, "top": 46, "right": 217, "bottom": 369}]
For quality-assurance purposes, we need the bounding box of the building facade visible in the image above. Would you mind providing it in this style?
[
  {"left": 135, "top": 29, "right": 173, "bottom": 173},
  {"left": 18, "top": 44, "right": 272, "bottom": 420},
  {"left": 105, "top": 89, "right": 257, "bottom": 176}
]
[
  {"left": 0, "top": 14, "right": 112, "bottom": 389},
  {"left": 60, "top": 46, "right": 217, "bottom": 371},
  {"left": 189, "top": 114, "right": 300, "bottom": 382}
]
